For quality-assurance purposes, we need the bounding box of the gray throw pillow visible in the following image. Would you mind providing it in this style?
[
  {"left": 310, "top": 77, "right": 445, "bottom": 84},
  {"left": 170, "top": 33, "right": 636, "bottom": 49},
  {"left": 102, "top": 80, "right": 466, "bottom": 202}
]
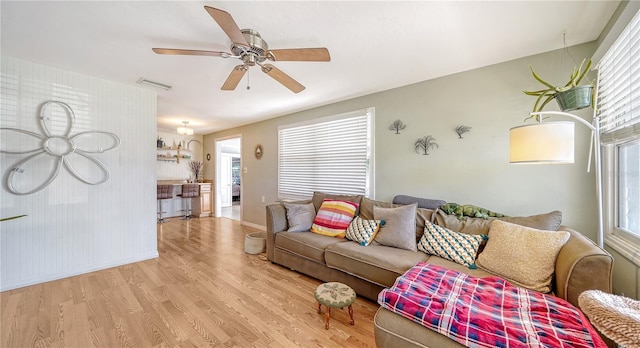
[
  {"left": 373, "top": 203, "right": 418, "bottom": 251},
  {"left": 283, "top": 202, "right": 316, "bottom": 232}
]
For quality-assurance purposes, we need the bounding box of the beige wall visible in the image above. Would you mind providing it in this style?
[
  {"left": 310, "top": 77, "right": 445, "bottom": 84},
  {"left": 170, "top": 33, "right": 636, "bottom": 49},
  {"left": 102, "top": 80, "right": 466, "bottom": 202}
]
[
  {"left": 207, "top": 36, "right": 640, "bottom": 299},
  {"left": 205, "top": 42, "right": 598, "bottom": 240}
]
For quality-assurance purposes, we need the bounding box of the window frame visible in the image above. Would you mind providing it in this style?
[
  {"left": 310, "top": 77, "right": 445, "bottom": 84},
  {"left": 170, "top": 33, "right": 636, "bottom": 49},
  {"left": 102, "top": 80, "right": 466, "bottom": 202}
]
[{"left": 596, "top": 7, "right": 640, "bottom": 264}]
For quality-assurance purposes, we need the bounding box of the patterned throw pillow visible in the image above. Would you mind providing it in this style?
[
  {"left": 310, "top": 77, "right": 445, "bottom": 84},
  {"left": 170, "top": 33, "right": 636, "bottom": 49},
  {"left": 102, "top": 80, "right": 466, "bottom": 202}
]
[
  {"left": 346, "top": 216, "right": 385, "bottom": 246},
  {"left": 418, "top": 220, "right": 487, "bottom": 269},
  {"left": 311, "top": 199, "right": 359, "bottom": 238}
]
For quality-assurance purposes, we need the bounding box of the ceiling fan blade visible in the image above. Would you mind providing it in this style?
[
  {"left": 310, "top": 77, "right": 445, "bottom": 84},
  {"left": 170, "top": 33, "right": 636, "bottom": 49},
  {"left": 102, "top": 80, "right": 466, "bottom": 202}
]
[
  {"left": 268, "top": 48, "right": 331, "bottom": 62},
  {"left": 204, "top": 6, "right": 249, "bottom": 46},
  {"left": 261, "top": 64, "right": 305, "bottom": 93},
  {"left": 152, "top": 48, "right": 229, "bottom": 57},
  {"left": 221, "top": 65, "right": 248, "bottom": 91}
]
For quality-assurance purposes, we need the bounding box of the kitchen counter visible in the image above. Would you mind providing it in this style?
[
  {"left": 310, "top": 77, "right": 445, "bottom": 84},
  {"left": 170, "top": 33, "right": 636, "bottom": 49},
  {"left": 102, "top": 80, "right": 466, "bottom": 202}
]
[{"left": 157, "top": 182, "right": 213, "bottom": 218}]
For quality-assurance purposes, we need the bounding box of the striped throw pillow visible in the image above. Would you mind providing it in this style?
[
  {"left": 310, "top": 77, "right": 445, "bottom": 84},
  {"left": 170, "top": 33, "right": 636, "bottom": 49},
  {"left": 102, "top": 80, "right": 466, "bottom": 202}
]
[
  {"left": 418, "top": 220, "right": 487, "bottom": 269},
  {"left": 311, "top": 199, "right": 359, "bottom": 238},
  {"left": 346, "top": 216, "right": 384, "bottom": 246}
]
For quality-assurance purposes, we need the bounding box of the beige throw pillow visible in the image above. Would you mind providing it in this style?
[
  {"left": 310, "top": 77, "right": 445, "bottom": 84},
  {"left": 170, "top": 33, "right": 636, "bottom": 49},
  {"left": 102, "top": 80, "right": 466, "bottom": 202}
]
[
  {"left": 373, "top": 203, "right": 418, "bottom": 251},
  {"left": 476, "top": 220, "right": 570, "bottom": 293}
]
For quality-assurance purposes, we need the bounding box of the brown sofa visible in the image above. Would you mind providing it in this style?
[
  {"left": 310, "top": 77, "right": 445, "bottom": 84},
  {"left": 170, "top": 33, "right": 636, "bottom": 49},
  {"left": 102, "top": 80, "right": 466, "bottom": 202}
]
[{"left": 265, "top": 193, "right": 613, "bottom": 348}]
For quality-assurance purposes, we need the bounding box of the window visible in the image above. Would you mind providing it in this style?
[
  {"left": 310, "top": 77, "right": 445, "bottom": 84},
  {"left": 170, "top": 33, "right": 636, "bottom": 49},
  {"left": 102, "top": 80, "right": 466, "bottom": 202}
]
[
  {"left": 278, "top": 108, "right": 373, "bottom": 200},
  {"left": 618, "top": 141, "right": 640, "bottom": 236},
  {"left": 597, "top": 9, "right": 640, "bottom": 260}
]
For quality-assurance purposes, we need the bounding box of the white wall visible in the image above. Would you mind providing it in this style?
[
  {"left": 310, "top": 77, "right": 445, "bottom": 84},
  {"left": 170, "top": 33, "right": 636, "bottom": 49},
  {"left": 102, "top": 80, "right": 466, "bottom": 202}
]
[
  {"left": 205, "top": 43, "right": 600, "bottom": 242},
  {"left": 0, "top": 56, "right": 158, "bottom": 291}
]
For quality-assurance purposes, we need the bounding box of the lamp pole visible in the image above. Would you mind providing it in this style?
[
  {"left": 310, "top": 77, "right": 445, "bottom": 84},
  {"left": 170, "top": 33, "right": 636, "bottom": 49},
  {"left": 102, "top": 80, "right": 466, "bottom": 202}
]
[{"left": 529, "top": 111, "right": 604, "bottom": 248}]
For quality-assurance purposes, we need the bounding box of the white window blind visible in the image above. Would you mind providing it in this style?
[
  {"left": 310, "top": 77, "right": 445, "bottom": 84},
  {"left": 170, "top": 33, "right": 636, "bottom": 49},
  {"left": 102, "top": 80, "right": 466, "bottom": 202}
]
[
  {"left": 597, "top": 10, "right": 640, "bottom": 144},
  {"left": 278, "top": 108, "right": 372, "bottom": 200}
]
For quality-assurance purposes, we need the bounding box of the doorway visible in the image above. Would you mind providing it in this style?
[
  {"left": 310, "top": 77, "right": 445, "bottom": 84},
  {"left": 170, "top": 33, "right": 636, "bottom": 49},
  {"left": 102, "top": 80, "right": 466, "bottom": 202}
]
[{"left": 215, "top": 136, "right": 241, "bottom": 220}]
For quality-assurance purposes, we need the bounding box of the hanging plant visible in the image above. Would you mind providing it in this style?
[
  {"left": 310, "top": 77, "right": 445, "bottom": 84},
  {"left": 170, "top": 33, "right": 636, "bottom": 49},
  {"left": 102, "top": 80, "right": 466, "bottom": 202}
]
[
  {"left": 523, "top": 58, "right": 593, "bottom": 120},
  {"left": 414, "top": 136, "right": 438, "bottom": 155}
]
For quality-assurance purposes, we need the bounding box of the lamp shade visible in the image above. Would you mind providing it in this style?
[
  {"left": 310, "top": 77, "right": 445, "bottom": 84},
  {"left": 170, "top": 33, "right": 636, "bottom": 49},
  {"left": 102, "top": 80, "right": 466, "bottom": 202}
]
[{"left": 509, "top": 122, "right": 575, "bottom": 163}]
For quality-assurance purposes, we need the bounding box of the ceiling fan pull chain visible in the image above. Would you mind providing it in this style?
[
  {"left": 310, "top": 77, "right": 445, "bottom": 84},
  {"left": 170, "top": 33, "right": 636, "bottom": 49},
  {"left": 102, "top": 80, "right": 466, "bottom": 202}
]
[{"left": 247, "top": 69, "right": 251, "bottom": 90}]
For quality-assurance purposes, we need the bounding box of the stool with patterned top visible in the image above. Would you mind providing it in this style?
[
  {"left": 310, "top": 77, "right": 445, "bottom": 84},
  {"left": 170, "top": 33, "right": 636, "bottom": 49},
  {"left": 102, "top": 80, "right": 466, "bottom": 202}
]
[{"left": 314, "top": 282, "right": 356, "bottom": 330}]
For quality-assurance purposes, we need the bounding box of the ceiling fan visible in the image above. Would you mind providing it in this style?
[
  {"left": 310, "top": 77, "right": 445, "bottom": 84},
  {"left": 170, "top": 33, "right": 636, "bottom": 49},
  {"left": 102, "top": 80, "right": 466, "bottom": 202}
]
[{"left": 152, "top": 6, "right": 331, "bottom": 93}]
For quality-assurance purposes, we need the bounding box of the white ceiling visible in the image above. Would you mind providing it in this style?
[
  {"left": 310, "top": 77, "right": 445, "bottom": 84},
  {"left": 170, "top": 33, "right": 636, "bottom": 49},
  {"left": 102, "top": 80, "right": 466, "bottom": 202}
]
[{"left": 1, "top": 1, "right": 620, "bottom": 134}]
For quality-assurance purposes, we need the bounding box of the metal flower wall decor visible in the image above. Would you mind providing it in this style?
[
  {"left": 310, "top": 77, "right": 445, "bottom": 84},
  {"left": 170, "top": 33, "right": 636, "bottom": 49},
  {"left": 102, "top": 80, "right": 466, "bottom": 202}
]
[{"left": 0, "top": 100, "right": 120, "bottom": 195}]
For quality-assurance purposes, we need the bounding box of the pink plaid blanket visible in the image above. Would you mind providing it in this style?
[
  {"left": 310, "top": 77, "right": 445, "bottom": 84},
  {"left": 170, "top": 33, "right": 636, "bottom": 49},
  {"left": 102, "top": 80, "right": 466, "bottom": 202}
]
[{"left": 378, "top": 263, "right": 606, "bottom": 348}]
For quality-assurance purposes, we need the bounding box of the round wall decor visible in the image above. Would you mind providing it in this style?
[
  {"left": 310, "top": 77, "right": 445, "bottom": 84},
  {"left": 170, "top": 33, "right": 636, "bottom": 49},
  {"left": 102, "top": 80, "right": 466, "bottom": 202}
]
[
  {"left": 206, "top": 153, "right": 211, "bottom": 161},
  {"left": 255, "top": 144, "right": 263, "bottom": 159}
]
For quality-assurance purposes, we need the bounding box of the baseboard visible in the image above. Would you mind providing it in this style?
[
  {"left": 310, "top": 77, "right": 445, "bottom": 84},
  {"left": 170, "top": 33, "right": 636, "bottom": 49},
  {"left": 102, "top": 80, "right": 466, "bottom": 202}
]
[
  {"left": 0, "top": 251, "right": 159, "bottom": 292},
  {"left": 242, "top": 221, "right": 266, "bottom": 231}
]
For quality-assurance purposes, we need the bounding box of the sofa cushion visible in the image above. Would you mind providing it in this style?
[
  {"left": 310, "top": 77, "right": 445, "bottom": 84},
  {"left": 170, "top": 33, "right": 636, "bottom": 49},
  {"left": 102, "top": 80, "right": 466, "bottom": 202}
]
[
  {"left": 418, "top": 221, "right": 487, "bottom": 269},
  {"left": 345, "top": 216, "right": 384, "bottom": 246},
  {"left": 283, "top": 202, "right": 316, "bottom": 232},
  {"left": 500, "top": 210, "right": 562, "bottom": 231},
  {"left": 476, "top": 220, "right": 570, "bottom": 293},
  {"left": 312, "top": 191, "right": 363, "bottom": 215},
  {"left": 434, "top": 209, "right": 563, "bottom": 235},
  {"left": 275, "top": 231, "right": 347, "bottom": 263},
  {"left": 360, "top": 197, "right": 434, "bottom": 242},
  {"left": 325, "top": 241, "right": 429, "bottom": 287},
  {"left": 373, "top": 203, "right": 418, "bottom": 251},
  {"left": 311, "top": 199, "right": 359, "bottom": 238}
]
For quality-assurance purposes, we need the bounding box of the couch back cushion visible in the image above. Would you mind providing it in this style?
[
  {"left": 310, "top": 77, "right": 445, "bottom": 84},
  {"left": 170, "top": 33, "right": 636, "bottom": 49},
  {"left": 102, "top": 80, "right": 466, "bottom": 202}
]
[{"left": 434, "top": 209, "right": 563, "bottom": 235}]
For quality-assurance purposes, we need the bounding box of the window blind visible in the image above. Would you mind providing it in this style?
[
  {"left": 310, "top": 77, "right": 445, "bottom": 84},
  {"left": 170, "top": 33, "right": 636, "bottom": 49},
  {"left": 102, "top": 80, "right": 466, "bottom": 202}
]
[
  {"left": 597, "top": 10, "right": 640, "bottom": 144},
  {"left": 278, "top": 109, "right": 371, "bottom": 200}
]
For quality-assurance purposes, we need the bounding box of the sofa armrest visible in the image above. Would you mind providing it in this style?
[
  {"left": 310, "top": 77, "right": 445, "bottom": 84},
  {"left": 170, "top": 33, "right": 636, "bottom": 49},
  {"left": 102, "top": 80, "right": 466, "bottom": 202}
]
[
  {"left": 554, "top": 227, "right": 613, "bottom": 308},
  {"left": 266, "top": 204, "right": 288, "bottom": 261}
]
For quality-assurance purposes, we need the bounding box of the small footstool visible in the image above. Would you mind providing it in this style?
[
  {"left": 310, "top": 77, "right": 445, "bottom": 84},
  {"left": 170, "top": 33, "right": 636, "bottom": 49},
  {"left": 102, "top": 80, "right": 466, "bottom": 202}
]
[{"left": 314, "top": 282, "right": 356, "bottom": 330}]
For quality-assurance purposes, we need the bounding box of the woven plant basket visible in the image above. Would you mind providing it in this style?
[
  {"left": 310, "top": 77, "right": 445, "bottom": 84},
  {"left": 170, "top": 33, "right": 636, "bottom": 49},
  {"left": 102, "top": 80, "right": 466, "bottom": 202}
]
[
  {"left": 244, "top": 232, "right": 267, "bottom": 254},
  {"left": 556, "top": 85, "right": 593, "bottom": 112}
]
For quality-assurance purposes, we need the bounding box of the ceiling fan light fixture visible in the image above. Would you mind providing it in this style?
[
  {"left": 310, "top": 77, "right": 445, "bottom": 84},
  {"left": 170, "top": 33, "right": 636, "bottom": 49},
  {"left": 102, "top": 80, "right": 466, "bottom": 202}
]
[
  {"left": 177, "top": 121, "right": 194, "bottom": 135},
  {"left": 136, "top": 78, "right": 172, "bottom": 91}
]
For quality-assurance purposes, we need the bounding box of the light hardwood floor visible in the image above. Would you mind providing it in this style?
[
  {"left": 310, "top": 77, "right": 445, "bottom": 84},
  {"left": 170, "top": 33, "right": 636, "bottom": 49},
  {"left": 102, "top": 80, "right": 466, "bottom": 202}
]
[{"left": 1, "top": 217, "right": 380, "bottom": 348}]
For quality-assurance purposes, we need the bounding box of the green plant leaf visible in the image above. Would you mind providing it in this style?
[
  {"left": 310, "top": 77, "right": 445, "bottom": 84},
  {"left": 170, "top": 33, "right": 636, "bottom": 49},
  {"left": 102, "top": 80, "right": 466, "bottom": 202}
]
[
  {"left": 0, "top": 215, "right": 27, "bottom": 222},
  {"left": 529, "top": 65, "right": 556, "bottom": 89}
]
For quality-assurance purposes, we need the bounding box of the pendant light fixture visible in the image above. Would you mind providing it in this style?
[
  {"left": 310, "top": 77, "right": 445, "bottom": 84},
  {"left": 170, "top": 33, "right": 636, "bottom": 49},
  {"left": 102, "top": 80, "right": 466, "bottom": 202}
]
[{"left": 177, "top": 121, "right": 194, "bottom": 135}]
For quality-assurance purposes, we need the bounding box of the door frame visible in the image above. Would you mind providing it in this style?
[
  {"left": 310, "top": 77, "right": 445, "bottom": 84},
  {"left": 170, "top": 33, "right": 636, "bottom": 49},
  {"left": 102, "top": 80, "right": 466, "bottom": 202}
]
[{"left": 214, "top": 135, "right": 242, "bottom": 219}]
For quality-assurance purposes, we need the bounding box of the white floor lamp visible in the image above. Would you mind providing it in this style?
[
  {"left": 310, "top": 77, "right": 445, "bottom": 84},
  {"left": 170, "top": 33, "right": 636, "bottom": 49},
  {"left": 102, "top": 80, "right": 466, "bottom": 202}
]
[{"left": 509, "top": 111, "right": 604, "bottom": 247}]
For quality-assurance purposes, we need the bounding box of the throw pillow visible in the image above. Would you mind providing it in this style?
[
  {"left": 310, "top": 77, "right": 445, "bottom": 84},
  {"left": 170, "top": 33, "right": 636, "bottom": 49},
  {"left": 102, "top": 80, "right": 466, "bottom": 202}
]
[
  {"left": 476, "top": 220, "right": 570, "bottom": 293},
  {"left": 311, "top": 199, "right": 359, "bottom": 238},
  {"left": 312, "top": 191, "right": 363, "bottom": 215},
  {"left": 283, "top": 202, "right": 316, "bottom": 232},
  {"left": 345, "top": 216, "right": 384, "bottom": 246},
  {"left": 373, "top": 203, "right": 418, "bottom": 251},
  {"left": 418, "top": 221, "right": 487, "bottom": 269}
]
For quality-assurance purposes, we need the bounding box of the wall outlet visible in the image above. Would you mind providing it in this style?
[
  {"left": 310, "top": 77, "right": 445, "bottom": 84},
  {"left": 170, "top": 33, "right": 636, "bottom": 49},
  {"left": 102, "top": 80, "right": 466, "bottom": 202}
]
[{"left": 261, "top": 196, "right": 265, "bottom": 203}]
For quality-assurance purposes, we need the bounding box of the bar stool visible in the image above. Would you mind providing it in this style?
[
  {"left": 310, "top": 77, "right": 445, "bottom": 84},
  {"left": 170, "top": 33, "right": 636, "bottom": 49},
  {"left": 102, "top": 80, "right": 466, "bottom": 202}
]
[
  {"left": 178, "top": 184, "right": 200, "bottom": 220},
  {"left": 157, "top": 184, "right": 174, "bottom": 223}
]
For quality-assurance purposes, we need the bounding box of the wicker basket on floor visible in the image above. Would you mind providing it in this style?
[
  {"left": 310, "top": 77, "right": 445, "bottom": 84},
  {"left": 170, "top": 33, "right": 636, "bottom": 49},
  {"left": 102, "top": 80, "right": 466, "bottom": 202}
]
[{"left": 244, "top": 232, "right": 267, "bottom": 254}]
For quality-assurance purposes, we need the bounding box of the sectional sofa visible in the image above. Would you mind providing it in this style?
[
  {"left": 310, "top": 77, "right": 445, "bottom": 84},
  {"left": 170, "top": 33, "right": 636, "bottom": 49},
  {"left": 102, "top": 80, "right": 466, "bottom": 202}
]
[{"left": 265, "top": 192, "right": 613, "bottom": 347}]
